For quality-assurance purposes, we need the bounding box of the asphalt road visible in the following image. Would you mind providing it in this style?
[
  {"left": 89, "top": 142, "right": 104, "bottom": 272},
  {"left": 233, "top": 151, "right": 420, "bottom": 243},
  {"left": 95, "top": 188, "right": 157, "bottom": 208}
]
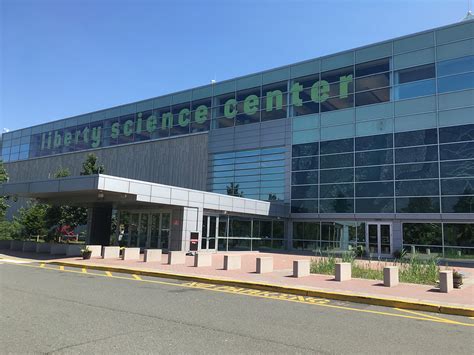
[{"left": 1, "top": 262, "right": 473, "bottom": 354}]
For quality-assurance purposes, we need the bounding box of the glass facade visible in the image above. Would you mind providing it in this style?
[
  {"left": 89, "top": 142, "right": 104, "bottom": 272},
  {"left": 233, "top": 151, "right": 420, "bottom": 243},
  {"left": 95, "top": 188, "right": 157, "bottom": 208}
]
[{"left": 3, "top": 21, "right": 474, "bottom": 256}]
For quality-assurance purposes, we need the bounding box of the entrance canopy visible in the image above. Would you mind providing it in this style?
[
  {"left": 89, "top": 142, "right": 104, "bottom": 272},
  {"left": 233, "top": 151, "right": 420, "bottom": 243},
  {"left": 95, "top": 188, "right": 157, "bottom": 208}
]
[{"left": 1, "top": 174, "right": 271, "bottom": 216}]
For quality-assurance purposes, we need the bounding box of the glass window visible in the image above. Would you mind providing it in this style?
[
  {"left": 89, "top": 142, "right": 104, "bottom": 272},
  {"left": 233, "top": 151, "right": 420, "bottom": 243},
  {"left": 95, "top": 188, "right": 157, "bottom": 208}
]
[
  {"left": 440, "top": 141, "right": 474, "bottom": 161},
  {"left": 292, "top": 156, "right": 318, "bottom": 171},
  {"left": 438, "top": 72, "right": 474, "bottom": 93},
  {"left": 261, "top": 81, "right": 287, "bottom": 121},
  {"left": 355, "top": 165, "right": 394, "bottom": 182},
  {"left": 395, "top": 128, "right": 437, "bottom": 147},
  {"left": 356, "top": 133, "right": 393, "bottom": 151},
  {"left": 321, "top": 95, "right": 354, "bottom": 112},
  {"left": 320, "top": 199, "right": 354, "bottom": 213},
  {"left": 437, "top": 55, "right": 474, "bottom": 77},
  {"left": 396, "top": 162, "right": 439, "bottom": 180},
  {"left": 439, "top": 124, "right": 474, "bottom": 144},
  {"left": 355, "top": 73, "right": 390, "bottom": 92},
  {"left": 443, "top": 224, "right": 474, "bottom": 247},
  {"left": 356, "top": 181, "right": 394, "bottom": 197},
  {"left": 292, "top": 142, "right": 319, "bottom": 157},
  {"left": 294, "top": 101, "right": 320, "bottom": 116},
  {"left": 355, "top": 198, "right": 394, "bottom": 213},
  {"left": 320, "top": 183, "right": 354, "bottom": 198},
  {"left": 320, "top": 138, "right": 353, "bottom": 155},
  {"left": 442, "top": 196, "right": 474, "bottom": 213},
  {"left": 356, "top": 149, "right": 393, "bottom": 166},
  {"left": 394, "top": 63, "right": 435, "bottom": 84},
  {"left": 320, "top": 168, "right": 354, "bottom": 183},
  {"left": 320, "top": 153, "right": 353, "bottom": 169},
  {"left": 355, "top": 58, "right": 390, "bottom": 77},
  {"left": 394, "top": 79, "right": 436, "bottom": 100},
  {"left": 440, "top": 160, "right": 474, "bottom": 178},
  {"left": 291, "top": 200, "right": 318, "bottom": 213},
  {"left": 402, "top": 223, "right": 442, "bottom": 246},
  {"left": 321, "top": 66, "right": 353, "bottom": 83},
  {"left": 441, "top": 178, "right": 474, "bottom": 195},
  {"left": 291, "top": 185, "right": 318, "bottom": 199},
  {"left": 397, "top": 197, "right": 440, "bottom": 213},
  {"left": 395, "top": 179, "right": 439, "bottom": 196},
  {"left": 355, "top": 88, "right": 390, "bottom": 106},
  {"left": 395, "top": 145, "right": 438, "bottom": 163},
  {"left": 292, "top": 170, "right": 318, "bottom": 185}
]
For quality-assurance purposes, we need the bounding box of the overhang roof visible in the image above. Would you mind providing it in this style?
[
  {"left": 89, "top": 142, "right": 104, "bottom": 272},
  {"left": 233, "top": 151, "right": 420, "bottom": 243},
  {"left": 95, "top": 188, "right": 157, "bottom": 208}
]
[{"left": 0, "top": 174, "right": 271, "bottom": 216}]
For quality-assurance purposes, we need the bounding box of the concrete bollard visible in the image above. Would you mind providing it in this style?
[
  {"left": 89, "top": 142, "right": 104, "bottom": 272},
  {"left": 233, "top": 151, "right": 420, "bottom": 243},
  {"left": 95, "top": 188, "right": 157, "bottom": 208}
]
[
  {"left": 224, "top": 255, "right": 241, "bottom": 270},
  {"left": 293, "top": 260, "right": 310, "bottom": 278},
  {"left": 102, "top": 246, "right": 120, "bottom": 259},
  {"left": 168, "top": 251, "right": 186, "bottom": 265},
  {"left": 194, "top": 253, "right": 213, "bottom": 267},
  {"left": 256, "top": 257, "right": 273, "bottom": 274},
  {"left": 22, "top": 241, "right": 37, "bottom": 252},
  {"left": 50, "top": 244, "right": 68, "bottom": 255},
  {"left": 86, "top": 245, "right": 102, "bottom": 258},
  {"left": 335, "top": 262, "right": 351, "bottom": 281},
  {"left": 122, "top": 248, "right": 140, "bottom": 261},
  {"left": 10, "top": 240, "right": 24, "bottom": 251},
  {"left": 66, "top": 244, "right": 83, "bottom": 257},
  {"left": 144, "top": 249, "right": 162, "bottom": 262},
  {"left": 383, "top": 266, "right": 399, "bottom": 287},
  {"left": 426, "top": 248, "right": 430, "bottom": 255},
  {"left": 36, "top": 243, "right": 51, "bottom": 253},
  {"left": 439, "top": 270, "right": 453, "bottom": 293},
  {"left": 411, "top": 245, "right": 416, "bottom": 254}
]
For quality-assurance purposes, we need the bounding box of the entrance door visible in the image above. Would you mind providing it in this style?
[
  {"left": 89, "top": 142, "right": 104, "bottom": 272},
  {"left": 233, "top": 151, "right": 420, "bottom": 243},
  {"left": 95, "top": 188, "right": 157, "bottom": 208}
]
[
  {"left": 366, "top": 223, "right": 392, "bottom": 257},
  {"left": 201, "top": 216, "right": 217, "bottom": 251}
]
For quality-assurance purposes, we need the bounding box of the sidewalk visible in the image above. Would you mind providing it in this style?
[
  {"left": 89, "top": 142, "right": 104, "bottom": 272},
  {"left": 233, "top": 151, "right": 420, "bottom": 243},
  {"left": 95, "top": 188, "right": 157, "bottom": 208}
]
[{"left": 1, "top": 250, "right": 473, "bottom": 316}]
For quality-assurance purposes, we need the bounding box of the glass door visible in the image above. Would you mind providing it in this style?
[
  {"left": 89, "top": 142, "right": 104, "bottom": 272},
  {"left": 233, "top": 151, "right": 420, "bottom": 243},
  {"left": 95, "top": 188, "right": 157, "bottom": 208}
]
[
  {"left": 201, "top": 216, "right": 217, "bottom": 251},
  {"left": 366, "top": 223, "right": 392, "bottom": 257}
]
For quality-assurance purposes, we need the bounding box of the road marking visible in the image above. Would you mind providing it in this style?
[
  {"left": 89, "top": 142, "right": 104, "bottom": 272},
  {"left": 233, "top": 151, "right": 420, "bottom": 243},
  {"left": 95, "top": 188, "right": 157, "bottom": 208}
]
[
  {"left": 59, "top": 265, "right": 64, "bottom": 271},
  {"left": 395, "top": 308, "right": 468, "bottom": 325},
  {"left": 82, "top": 268, "right": 87, "bottom": 274},
  {"left": 132, "top": 274, "right": 142, "bottom": 280},
  {"left": 6, "top": 262, "right": 474, "bottom": 327}
]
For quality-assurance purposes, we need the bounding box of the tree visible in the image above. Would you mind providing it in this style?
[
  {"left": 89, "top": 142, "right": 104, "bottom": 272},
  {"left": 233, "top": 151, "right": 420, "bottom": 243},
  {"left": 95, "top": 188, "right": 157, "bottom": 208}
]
[
  {"left": 16, "top": 202, "right": 49, "bottom": 238},
  {"left": 226, "top": 182, "right": 244, "bottom": 197},
  {"left": 0, "top": 160, "right": 9, "bottom": 220},
  {"left": 54, "top": 167, "right": 71, "bottom": 178},
  {"left": 80, "top": 153, "right": 105, "bottom": 175}
]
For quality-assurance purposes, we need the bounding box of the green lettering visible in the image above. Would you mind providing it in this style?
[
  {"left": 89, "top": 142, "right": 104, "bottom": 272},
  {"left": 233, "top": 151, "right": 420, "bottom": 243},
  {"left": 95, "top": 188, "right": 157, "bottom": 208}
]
[
  {"left": 83, "top": 127, "right": 90, "bottom": 143},
  {"left": 265, "top": 90, "right": 283, "bottom": 112},
  {"left": 311, "top": 80, "right": 330, "bottom": 103},
  {"left": 91, "top": 127, "right": 102, "bottom": 148},
  {"left": 178, "top": 108, "right": 190, "bottom": 127},
  {"left": 146, "top": 115, "right": 157, "bottom": 133},
  {"left": 339, "top": 74, "right": 353, "bottom": 99},
  {"left": 224, "top": 99, "right": 237, "bottom": 118},
  {"left": 41, "top": 133, "right": 46, "bottom": 150},
  {"left": 290, "top": 82, "right": 303, "bottom": 106},
  {"left": 64, "top": 132, "right": 72, "bottom": 146},
  {"left": 244, "top": 95, "right": 259, "bottom": 115},
  {"left": 161, "top": 112, "right": 173, "bottom": 129},
  {"left": 74, "top": 130, "right": 80, "bottom": 144},
  {"left": 195, "top": 105, "right": 208, "bottom": 123},
  {"left": 123, "top": 120, "right": 134, "bottom": 136},
  {"left": 53, "top": 131, "right": 62, "bottom": 148},
  {"left": 111, "top": 122, "right": 120, "bottom": 139},
  {"left": 136, "top": 113, "right": 143, "bottom": 133}
]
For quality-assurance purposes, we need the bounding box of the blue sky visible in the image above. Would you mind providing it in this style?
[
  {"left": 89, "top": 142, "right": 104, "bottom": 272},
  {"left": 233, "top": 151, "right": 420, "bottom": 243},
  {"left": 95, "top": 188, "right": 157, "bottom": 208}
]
[{"left": 0, "top": 0, "right": 470, "bottom": 132}]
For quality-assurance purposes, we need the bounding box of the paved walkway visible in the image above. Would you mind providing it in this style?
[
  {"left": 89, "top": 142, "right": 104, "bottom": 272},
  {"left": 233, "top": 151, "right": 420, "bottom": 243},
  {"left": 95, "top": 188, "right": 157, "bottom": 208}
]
[{"left": 1, "top": 250, "right": 473, "bottom": 309}]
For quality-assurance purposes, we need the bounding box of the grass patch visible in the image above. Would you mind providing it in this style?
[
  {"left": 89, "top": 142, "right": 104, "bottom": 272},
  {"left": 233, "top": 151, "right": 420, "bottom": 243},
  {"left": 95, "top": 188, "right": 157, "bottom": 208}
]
[{"left": 310, "top": 252, "right": 440, "bottom": 285}]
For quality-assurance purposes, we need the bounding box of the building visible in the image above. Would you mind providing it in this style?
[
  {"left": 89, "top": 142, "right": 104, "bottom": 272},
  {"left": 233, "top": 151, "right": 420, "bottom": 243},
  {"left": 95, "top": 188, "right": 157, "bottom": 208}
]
[{"left": 1, "top": 19, "right": 473, "bottom": 257}]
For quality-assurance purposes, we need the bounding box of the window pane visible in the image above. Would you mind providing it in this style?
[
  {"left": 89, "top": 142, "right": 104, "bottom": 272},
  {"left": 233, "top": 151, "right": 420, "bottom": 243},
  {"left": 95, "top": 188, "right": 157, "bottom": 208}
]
[
  {"left": 395, "top": 128, "right": 437, "bottom": 147},
  {"left": 356, "top": 182, "right": 394, "bottom": 197},
  {"left": 443, "top": 223, "right": 474, "bottom": 247},
  {"left": 394, "top": 79, "right": 436, "bottom": 100},
  {"left": 356, "top": 149, "right": 393, "bottom": 166},
  {"left": 292, "top": 142, "right": 319, "bottom": 157},
  {"left": 355, "top": 73, "right": 390, "bottom": 92},
  {"left": 396, "top": 162, "right": 439, "bottom": 180},
  {"left": 320, "top": 138, "right": 353, "bottom": 155},
  {"left": 320, "top": 199, "right": 354, "bottom": 213},
  {"left": 355, "top": 198, "right": 394, "bottom": 213},
  {"left": 320, "top": 183, "right": 354, "bottom": 198},
  {"left": 439, "top": 124, "right": 474, "bottom": 144},
  {"left": 395, "top": 179, "right": 439, "bottom": 196},
  {"left": 355, "top": 58, "right": 390, "bottom": 77},
  {"left": 397, "top": 197, "right": 440, "bottom": 213},
  {"left": 320, "top": 153, "right": 354, "bottom": 169},
  {"left": 395, "top": 145, "right": 438, "bottom": 163},
  {"left": 355, "top": 165, "right": 394, "bottom": 182},
  {"left": 402, "top": 223, "right": 442, "bottom": 246},
  {"left": 321, "top": 95, "right": 354, "bottom": 112},
  {"left": 440, "top": 160, "right": 474, "bottom": 178},
  {"left": 440, "top": 141, "right": 474, "bottom": 161},
  {"left": 441, "top": 178, "right": 474, "bottom": 195},
  {"left": 438, "top": 72, "right": 474, "bottom": 93},
  {"left": 292, "top": 156, "right": 318, "bottom": 171},
  {"left": 437, "top": 55, "right": 474, "bottom": 77},
  {"left": 442, "top": 196, "right": 474, "bottom": 213},
  {"left": 291, "top": 185, "right": 318, "bottom": 199},
  {"left": 320, "top": 168, "right": 354, "bottom": 183},
  {"left": 356, "top": 133, "right": 393, "bottom": 151},
  {"left": 394, "top": 63, "right": 435, "bottom": 84},
  {"left": 292, "top": 170, "right": 318, "bottom": 185},
  {"left": 291, "top": 200, "right": 318, "bottom": 213},
  {"left": 355, "top": 88, "right": 390, "bottom": 106}
]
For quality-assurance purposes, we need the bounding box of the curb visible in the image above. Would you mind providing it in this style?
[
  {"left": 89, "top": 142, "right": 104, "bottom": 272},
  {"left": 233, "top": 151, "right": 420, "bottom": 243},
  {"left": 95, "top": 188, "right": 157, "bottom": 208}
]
[{"left": 49, "top": 261, "right": 474, "bottom": 317}]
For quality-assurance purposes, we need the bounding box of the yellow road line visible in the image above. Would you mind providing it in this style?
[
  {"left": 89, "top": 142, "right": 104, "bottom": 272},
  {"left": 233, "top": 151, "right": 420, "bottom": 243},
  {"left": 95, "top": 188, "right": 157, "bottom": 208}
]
[
  {"left": 8, "top": 262, "right": 474, "bottom": 327},
  {"left": 132, "top": 274, "right": 142, "bottom": 280},
  {"left": 40, "top": 263, "right": 45, "bottom": 268},
  {"left": 59, "top": 265, "right": 64, "bottom": 271},
  {"left": 82, "top": 268, "right": 87, "bottom": 273},
  {"left": 395, "top": 308, "right": 468, "bottom": 325}
]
